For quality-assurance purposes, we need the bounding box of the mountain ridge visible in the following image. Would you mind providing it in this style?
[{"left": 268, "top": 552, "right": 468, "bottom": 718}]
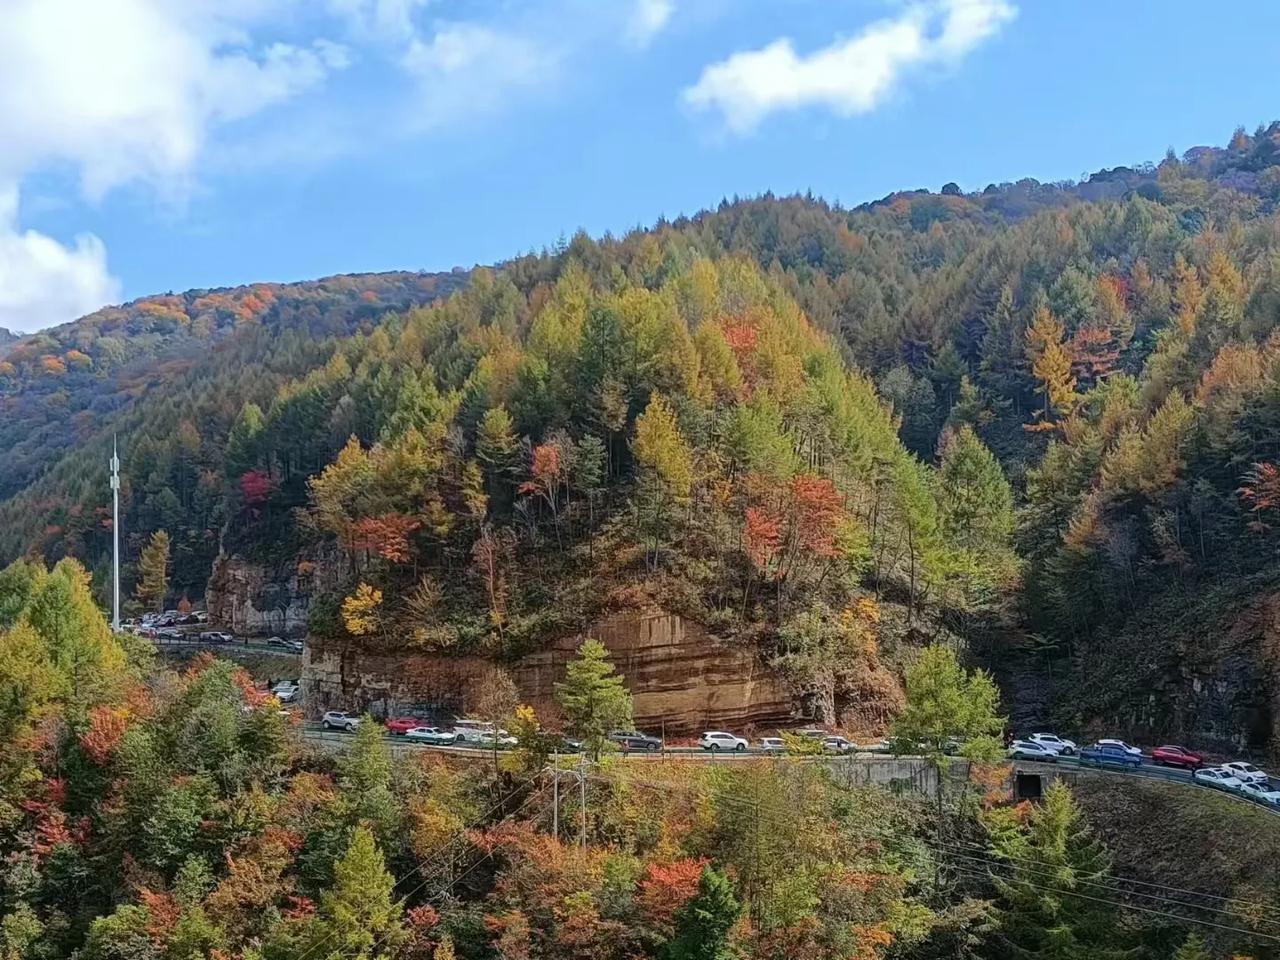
[{"left": 7, "top": 121, "right": 1280, "bottom": 750}]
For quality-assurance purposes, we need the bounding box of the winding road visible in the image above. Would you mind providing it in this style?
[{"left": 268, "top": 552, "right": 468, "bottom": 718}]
[{"left": 298, "top": 723, "right": 1280, "bottom": 814}]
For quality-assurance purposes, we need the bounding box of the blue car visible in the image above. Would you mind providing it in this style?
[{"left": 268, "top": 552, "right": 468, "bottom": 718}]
[{"left": 1079, "top": 741, "right": 1142, "bottom": 769}]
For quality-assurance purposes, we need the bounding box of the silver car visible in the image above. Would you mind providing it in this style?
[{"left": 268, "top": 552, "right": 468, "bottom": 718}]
[{"left": 321, "top": 711, "right": 362, "bottom": 732}]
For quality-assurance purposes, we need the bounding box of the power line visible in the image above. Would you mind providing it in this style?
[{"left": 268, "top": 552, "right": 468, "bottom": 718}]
[
  {"left": 585, "top": 768, "right": 1280, "bottom": 937},
  {"left": 945, "top": 863, "right": 1280, "bottom": 945},
  {"left": 293, "top": 773, "right": 543, "bottom": 960},
  {"left": 359, "top": 788, "right": 557, "bottom": 960},
  {"left": 928, "top": 844, "right": 1280, "bottom": 931},
  {"left": 929, "top": 837, "right": 1280, "bottom": 920}
]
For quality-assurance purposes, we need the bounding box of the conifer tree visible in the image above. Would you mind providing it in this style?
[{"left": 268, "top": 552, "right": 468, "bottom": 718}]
[
  {"left": 937, "top": 425, "right": 1017, "bottom": 605},
  {"left": 555, "top": 638, "right": 632, "bottom": 760},
  {"left": 665, "top": 865, "right": 740, "bottom": 960},
  {"left": 1025, "top": 306, "right": 1076, "bottom": 429},
  {"left": 1172, "top": 932, "right": 1210, "bottom": 960},
  {"left": 632, "top": 393, "right": 694, "bottom": 569},
  {"left": 988, "top": 782, "right": 1129, "bottom": 960},
  {"left": 135, "top": 530, "right": 170, "bottom": 613},
  {"left": 310, "top": 825, "right": 405, "bottom": 960}
]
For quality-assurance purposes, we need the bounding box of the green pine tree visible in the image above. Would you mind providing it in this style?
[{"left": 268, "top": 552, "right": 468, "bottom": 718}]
[
  {"left": 1172, "top": 932, "right": 1210, "bottom": 960},
  {"left": 337, "top": 720, "right": 399, "bottom": 840},
  {"left": 555, "top": 638, "right": 633, "bottom": 760},
  {"left": 309, "top": 826, "right": 405, "bottom": 960},
  {"left": 988, "top": 781, "right": 1131, "bottom": 960},
  {"left": 665, "top": 865, "right": 741, "bottom": 960},
  {"left": 937, "top": 424, "right": 1018, "bottom": 607}
]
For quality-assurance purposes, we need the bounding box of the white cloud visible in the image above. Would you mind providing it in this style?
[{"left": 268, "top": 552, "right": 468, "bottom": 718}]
[
  {"left": 400, "top": 22, "right": 559, "bottom": 126},
  {"left": 0, "top": 186, "right": 122, "bottom": 334},
  {"left": 682, "top": 0, "right": 1015, "bottom": 134},
  {"left": 0, "top": 0, "right": 348, "bottom": 201},
  {"left": 628, "top": 0, "right": 675, "bottom": 47},
  {"left": 0, "top": 0, "right": 348, "bottom": 330},
  {"left": 326, "top": 0, "right": 432, "bottom": 43}
]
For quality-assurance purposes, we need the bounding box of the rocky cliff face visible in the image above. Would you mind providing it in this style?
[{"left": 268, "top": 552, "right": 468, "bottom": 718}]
[
  {"left": 206, "top": 549, "right": 345, "bottom": 636},
  {"left": 302, "top": 609, "right": 797, "bottom": 735},
  {"left": 1062, "top": 575, "right": 1280, "bottom": 756}
]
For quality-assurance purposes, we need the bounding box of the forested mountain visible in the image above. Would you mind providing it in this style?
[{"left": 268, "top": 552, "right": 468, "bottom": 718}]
[
  {"left": 0, "top": 271, "right": 465, "bottom": 502},
  {"left": 9, "top": 122, "right": 1280, "bottom": 741}
]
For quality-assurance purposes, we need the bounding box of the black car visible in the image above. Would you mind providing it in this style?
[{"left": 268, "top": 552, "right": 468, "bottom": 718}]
[{"left": 609, "top": 730, "right": 662, "bottom": 752}]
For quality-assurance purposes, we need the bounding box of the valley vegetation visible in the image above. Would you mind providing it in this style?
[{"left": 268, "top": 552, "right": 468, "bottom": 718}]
[{"left": 0, "top": 562, "right": 1267, "bottom": 959}]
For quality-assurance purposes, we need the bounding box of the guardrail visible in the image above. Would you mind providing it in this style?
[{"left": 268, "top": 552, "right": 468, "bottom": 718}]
[
  {"left": 144, "top": 635, "right": 302, "bottom": 656},
  {"left": 297, "top": 725, "right": 1280, "bottom": 814}
]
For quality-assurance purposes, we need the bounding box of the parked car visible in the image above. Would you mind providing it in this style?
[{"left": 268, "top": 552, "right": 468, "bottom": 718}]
[
  {"left": 1150, "top": 744, "right": 1203, "bottom": 769},
  {"left": 1097, "top": 739, "right": 1143, "bottom": 758},
  {"left": 156, "top": 628, "right": 183, "bottom": 641},
  {"left": 759, "top": 737, "right": 785, "bottom": 753},
  {"left": 452, "top": 719, "right": 496, "bottom": 743},
  {"left": 404, "top": 726, "right": 457, "bottom": 746},
  {"left": 1241, "top": 781, "right": 1280, "bottom": 806},
  {"left": 194, "top": 611, "right": 209, "bottom": 623},
  {"left": 1220, "top": 761, "right": 1270, "bottom": 785},
  {"left": 609, "top": 730, "right": 663, "bottom": 752},
  {"left": 386, "top": 716, "right": 428, "bottom": 735},
  {"left": 267, "top": 636, "right": 304, "bottom": 651},
  {"left": 1194, "top": 766, "right": 1244, "bottom": 792},
  {"left": 545, "top": 734, "right": 583, "bottom": 753},
  {"left": 823, "top": 736, "right": 856, "bottom": 754},
  {"left": 199, "top": 631, "right": 233, "bottom": 644},
  {"left": 1027, "top": 733, "right": 1077, "bottom": 755},
  {"left": 699, "top": 731, "right": 748, "bottom": 752},
  {"left": 1079, "top": 742, "right": 1142, "bottom": 768},
  {"left": 1239, "top": 783, "right": 1280, "bottom": 808},
  {"left": 860, "top": 738, "right": 892, "bottom": 754},
  {"left": 477, "top": 730, "right": 518, "bottom": 748},
  {"left": 322, "top": 711, "right": 362, "bottom": 732},
  {"left": 1008, "top": 739, "right": 1059, "bottom": 762},
  {"left": 271, "top": 681, "right": 299, "bottom": 703}
]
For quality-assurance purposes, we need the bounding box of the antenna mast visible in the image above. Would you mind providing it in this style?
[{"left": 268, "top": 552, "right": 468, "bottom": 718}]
[{"left": 110, "top": 437, "right": 120, "bottom": 631}]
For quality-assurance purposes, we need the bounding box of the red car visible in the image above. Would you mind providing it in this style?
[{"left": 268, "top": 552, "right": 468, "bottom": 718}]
[
  {"left": 385, "top": 716, "right": 425, "bottom": 735},
  {"left": 1151, "top": 744, "right": 1203, "bottom": 769}
]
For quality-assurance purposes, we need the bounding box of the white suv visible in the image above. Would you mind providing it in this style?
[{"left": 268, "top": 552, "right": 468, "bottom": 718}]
[
  {"left": 1194, "top": 767, "right": 1244, "bottom": 792},
  {"left": 699, "top": 731, "right": 748, "bottom": 752},
  {"left": 322, "top": 711, "right": 362, "bottom": 732},
  {"left": 1027, "top": 733, "right": 1077, "bottom": 755}
]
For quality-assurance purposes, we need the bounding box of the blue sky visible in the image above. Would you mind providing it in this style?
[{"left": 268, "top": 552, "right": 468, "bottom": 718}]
[{"left": 3, "top": 0, "right": 1279, "bottom": 332}]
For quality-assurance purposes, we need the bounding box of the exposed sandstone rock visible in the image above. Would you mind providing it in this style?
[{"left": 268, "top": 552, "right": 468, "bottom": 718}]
[
  {"left": 206, "top": 548, "right": 345, "bottom": 637},
  {"left": 302, "top": 608, "right": 797, "bottom": 735}
]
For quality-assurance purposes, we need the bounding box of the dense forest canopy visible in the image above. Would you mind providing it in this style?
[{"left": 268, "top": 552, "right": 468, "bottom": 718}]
[
  {"left": 0, "top": 560, "right": 1270, "bottom": 960},
  {"left": 7, "top": 122, "right": 1280, "bottom": 734}
]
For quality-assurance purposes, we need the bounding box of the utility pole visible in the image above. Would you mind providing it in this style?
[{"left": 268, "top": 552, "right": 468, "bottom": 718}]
[
  {"left": 110, "top": 436, "right": 121, "bottom": 631},
  {"left": 579, "top": 758, "right": 587, "bottom": 849},
  {"left": 552, "top": 751, "right": 559, "bottom": 837}
]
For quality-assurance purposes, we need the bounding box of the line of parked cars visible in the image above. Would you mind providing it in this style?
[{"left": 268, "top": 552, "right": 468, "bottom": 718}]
[
  {"left": 316, "top": 710, "right": 1280, "bottom": 809},
  {"left": 1007, "top": 731, "right": 1280, "bottom": 806}
]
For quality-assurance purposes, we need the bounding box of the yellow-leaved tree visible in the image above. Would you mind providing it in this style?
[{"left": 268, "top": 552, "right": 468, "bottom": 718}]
[{"left": 632, "top": 393, "right": 694, "bottom": 570}]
